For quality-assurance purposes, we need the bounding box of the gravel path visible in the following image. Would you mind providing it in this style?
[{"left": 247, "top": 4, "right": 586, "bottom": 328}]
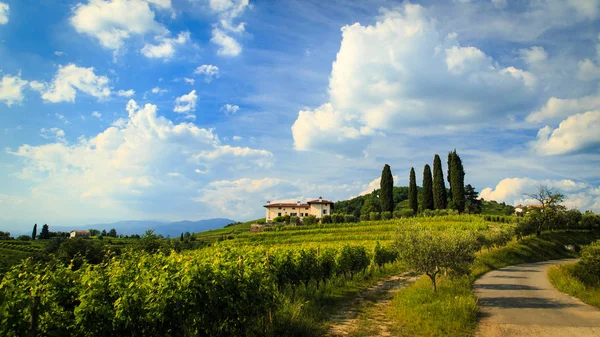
[
  {"left": 475, "top": 259, "right": 600, "bottom": 337},
  {"left": 327, "top": 271, "right": 417, "bottom": 337}
]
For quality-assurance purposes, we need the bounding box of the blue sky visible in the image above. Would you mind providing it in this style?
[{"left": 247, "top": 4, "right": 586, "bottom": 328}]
[{"left": 1, "top": 0, "right": 600, "bottom": 233}]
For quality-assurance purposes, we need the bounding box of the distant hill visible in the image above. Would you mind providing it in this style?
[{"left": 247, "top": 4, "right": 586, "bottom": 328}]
[{"left": 52, "top": 218, "right": 236, "bottom": 238}]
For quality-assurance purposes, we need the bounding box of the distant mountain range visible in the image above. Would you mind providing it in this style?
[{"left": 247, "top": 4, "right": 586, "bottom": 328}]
[{"left": 51, "top": 218, "right": 236, "bottom": 238}]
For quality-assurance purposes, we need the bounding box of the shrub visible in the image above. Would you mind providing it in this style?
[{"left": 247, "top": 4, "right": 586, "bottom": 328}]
[
  {"left": 344, "top": 214, "right": 357, "bottom": 223},
  {"left": 581, "top": 212, "right": 600, "bottom": 229},
  {"left": 272, "top": 216, "right": 285, "bottom": 223},
  {"left": 303, "top": 215, "right": 318, "bottom": 226},
  {"left": 332, "top": 214, "right": 345, "bottom": 224},
  {"left": 283, "top": 215, "right": 291, "bottom": 224},
  {"left": 575, "top": 240, "right": 600, "bottom": 285},
  {"left": 381, "top": 211, "right": 392, "bottom": 220},
  {"left": 321, "top": 215, "right": 332, "bottom": 224},
  {"left": 16, "top": 235, "right": 31, "bottom": 241},
  {"left": 370, "top": 212, "right": 381, "bottom": 221},
  {"left": 359, "top": 214, "right": 369, "bottom": 222},
  {"left": 290, "top": 216, "right": 299, "bottom": 225},
  {"left": 422, "top": 209, "right": 435, "bottom": 217}
]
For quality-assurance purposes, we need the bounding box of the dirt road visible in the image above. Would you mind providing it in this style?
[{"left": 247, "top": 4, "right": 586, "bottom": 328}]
[{"left": 475, "top": 259, "right": 600, "bottom": 337}]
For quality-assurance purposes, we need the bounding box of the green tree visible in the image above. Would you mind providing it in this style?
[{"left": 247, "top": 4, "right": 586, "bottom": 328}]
[
  {"left": 380, "top": 164, "right": 394, "bottom": 213},
  {"left": 40, "top": 224, "right": 50, "bottom": 239},
  {"left": 422, "top": 164, "right": 434, "bottom": 211},
  {"left": 361, "top": 194, "right": 380, "bottom": 216},
  {"left": 108, "top": 228, "right": 117, "bottom": 238},
  {"left": 449, "top": 150, "right": 465, "bottom": 213},
  {"left": 432, "top": 154, "right": 447, "bottom": 210},
  {"left": 394, "top": 230, "right": 478, "bottom": 292},
  {"left": 180, "top": 233, "right": 184, "bottom": 241},
  {"left": 101, "top": 229, "right": 107, "bottom": 237},
  {"left": 32, "top": 223, "right": 37, "bottom": 240},
  {"left": 409, "top": 167, "right": 418, "bottom": 214},
  {"left": 464, "top": 184, "right": 482, "bottom": 214},
  {"left": 524, "top": 185, "right": 566, "bottom": 237},
  {"left": 447, "top": 152, "right": 453, "bottom": 202}
]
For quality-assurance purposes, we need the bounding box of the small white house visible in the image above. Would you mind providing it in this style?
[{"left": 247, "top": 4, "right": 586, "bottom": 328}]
[
  {"left": 264, "top": 197, "right": 334, "bottom": 222},
  {"left": 70, "top": 230, "right": 91, "bottom": 238}
]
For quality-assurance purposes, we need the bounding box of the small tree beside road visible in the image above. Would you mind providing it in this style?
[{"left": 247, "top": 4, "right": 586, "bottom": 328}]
[
  {"left": 394, "top": 229, "right": 478, "bottom": 292},
  {"left": 525, "top": 185, "right": 565, "bottom": 237}
]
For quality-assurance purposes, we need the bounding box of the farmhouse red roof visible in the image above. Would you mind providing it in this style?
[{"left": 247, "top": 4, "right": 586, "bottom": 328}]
[
  {"left": 264, "top": 203, "right": 310, "bottom": 208},
  {"left": 307, "top": 199, "right": 334, "bottom": 204}
]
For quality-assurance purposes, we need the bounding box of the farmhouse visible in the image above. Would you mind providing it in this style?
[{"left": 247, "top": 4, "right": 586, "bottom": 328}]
[
  {"left": 265, "top": 197, "right": 333, "bottom": 222},
  {"left": 514, "top": 204, "right": 544, "bottom": 215},
  {"left": 69, "top": 230, "right": 90, "bottom": 238}
]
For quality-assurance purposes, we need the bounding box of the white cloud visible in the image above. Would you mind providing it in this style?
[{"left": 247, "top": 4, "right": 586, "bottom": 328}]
[
  {"left": 183, "top": 78, "right": 195, "bottom": 85},
  {"left": 359, "top": 175, "right": 399, "bottom": 196},
  {"left": 232, "top": 135, "right": 242, "bottom": 141},
  {"left": 291, "top": 4, "right": 536, "bottom": 155},
  {"left": 40, "top": 128, "right": 66, "bottom": 143},
  {"left": 54, "top": 51, "right": 65, "bottom": 56},
  {"left": 70, "top": 0, "right": 170, "bottom": 52},
  {"left": 532, "top": 110, "right": 600, "bottom": 156},
  {"left": 0, "top": 74, "right": 29, "bottom": 107},
  {"left": 220, "top": 104, "right": 239, "bottom": 115},
  {"left": 519, "top": 46, "right": 548, "bottom": 65},
  {"left": 41, "top": 64, "right": 111, "bottom": 103},
  {"left": 6, "top": 99, "right": 274, "bottom": 222},
  {"left": 194, "top": 64, "right": 219, "bottom": 82},
  {"left": 29, "top": 81, "right": 46, "bottom": 92},
  {"left": 0, "top": 2, "right": 9, "bottom": 25},
  {"left": 151, "top": 86, "right": 166, "bottom": 94},
  {"left": 527, "top": 91, "right": 600, "bottom": 123},
  {"left": 194, "top": 177, "right": 297, "bottom": 218},
  {"left": 141, "top": 31, "right": 190, "bottom": 59},
  {"left": 481, "top": 177, "right": 600, "bottom": 212},
  {"left": 193, "top": 145, "right": 274, "bottom": 168},
  {"left": 211, "top": 28, "right": 242, "bottom": 56},
  {"left": 117, "top": 89, "right": 135, "bottom": 97},
  {"left": 91, "top": 111, "right": 102, "bottom": 118},
  {"left": 577, "top": 58, "right": 600, "bottom": 81},
  {"left": 174, "top": 90, "right": 197, "bottom": 115}
]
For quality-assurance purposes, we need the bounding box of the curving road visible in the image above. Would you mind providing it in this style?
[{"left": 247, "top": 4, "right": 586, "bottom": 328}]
[{"left": 475, "top": 259, "right": 600, "bottom": 337}]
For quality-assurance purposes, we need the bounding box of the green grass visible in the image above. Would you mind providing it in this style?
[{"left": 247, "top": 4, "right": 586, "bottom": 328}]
[
  {"left": 387, "top": 230, "right": 600, "bottom": 337},
  {"left": 548, "top": 262, "right": 600, "bottom": 309}
]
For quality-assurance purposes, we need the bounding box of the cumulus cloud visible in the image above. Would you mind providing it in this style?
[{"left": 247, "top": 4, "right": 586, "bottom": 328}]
[
  {"left": 41, "top": 64, "right": 111, "bottom": 103},
  {"left": 232, "top": 135, "right": 242, "bottom": 141},
  {"left": 480, "top": 177, "right": 600, "bottom": 212},
  {"left": 70, "top": 0, "right": 170, "bottom": 52},
  {"left": 141, "top": 31, "right": 190, "bottom": 59},
  {"left": 194, "top": 64, "right": 219, "bottom": 82},
  {"left": 117, "top": 89, "right": 135, "bottom": 97},
  {"left": 0, "top": 74, "right": 29, "bottom": 107},
  {"left": 208, "top": 0, "right": 249, "bottom": 56},
  {"left": 194, "top": 177, "right": 299, "bottom": 218},
  {"left": 527, "top": 91, "right": 600, "bottom": 123},
  {"left": 91, "top": 111, "right": 102, "bottom": 118},
  {"left": 211, "top": 28, "right": 242, "bottom": 56},
  {"left": 519, "top": 46, "right": 547, "bottom": 65},
  {"left": 174, "top": 90, "right": 197, "bottom": 115},
  {"left": 359, "top": 175, "right": 399, "bottom": 196},
  {"left": 0, "top": 2, "right": 8, "bottom": 25},
  {"left": 532, "top": 110, "right": 600, "bottom": 156},
  {"left": 220, "top": 104, "right": 239, "bottom": 115},
  {"left": 6, "top": 99, "right": 274, "bottom": 222},
  {"left": 151, "top": 86, "right": 166, "bottom": 94},
  {"left": 291, "top": 4, "right": 535, "bottom": 155},
  {"left": 40, "top": 128, "right": 66, "bottom": 143}
]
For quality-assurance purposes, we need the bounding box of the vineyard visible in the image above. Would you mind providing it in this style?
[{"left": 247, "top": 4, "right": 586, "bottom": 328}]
[{"left": 0, "top": 216, "right": 513, "bottom": 336}]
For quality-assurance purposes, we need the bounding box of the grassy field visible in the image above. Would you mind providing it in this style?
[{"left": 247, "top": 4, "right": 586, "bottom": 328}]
[{"left": 548, "top": 259, "right": 600, "bottom": 310}]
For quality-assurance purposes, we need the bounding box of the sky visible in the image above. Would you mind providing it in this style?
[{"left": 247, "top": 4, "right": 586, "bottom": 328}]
[{"left": 1, "top": 0, "right": 600, "bottom": 233}]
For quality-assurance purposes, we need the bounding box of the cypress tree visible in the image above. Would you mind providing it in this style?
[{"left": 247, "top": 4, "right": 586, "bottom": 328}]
[
  {"left": 380, "top": 164, "right": 394, "bottom": 213},
  {"left": 40, "top": 224, "right": 49, "bottom": 240},
  {"left": 180, "top": 233, "right": 184, "bottom": 241},
  {"left": 32, "top": 223, "right": 37, "bottom": 240},
  {"left": 447, "top": 152, "right": 453, "bottom": 202},
  {"left": 409, "top": 167, "right": 418, "bottom": 214},
  {"left": 422, "top": 164, "right": 434, "bottom": 211},
  {"left": 432, "top": 154, "right": 447, "bottom": 209},
  {"left": 450, "top": 150, "right": 466, "bottom": 213}
]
